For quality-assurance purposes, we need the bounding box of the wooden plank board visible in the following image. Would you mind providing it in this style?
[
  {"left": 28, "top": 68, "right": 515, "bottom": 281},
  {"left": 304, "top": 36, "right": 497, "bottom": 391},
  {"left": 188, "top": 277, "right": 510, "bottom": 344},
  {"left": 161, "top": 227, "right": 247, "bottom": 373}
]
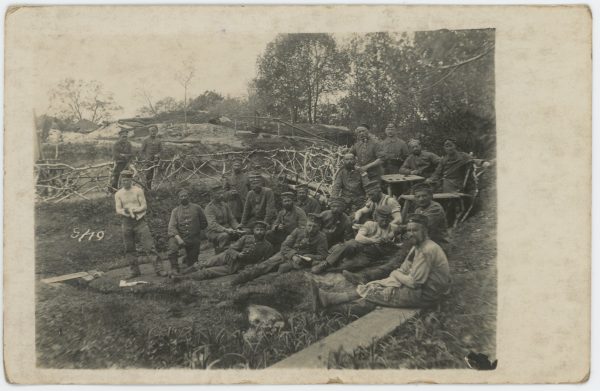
[
  {"left": 41, "top": 272, "right": 90, "bottom": 284},
  {"left": 271, "top": 307, "right": 419, "bottom": 368}
]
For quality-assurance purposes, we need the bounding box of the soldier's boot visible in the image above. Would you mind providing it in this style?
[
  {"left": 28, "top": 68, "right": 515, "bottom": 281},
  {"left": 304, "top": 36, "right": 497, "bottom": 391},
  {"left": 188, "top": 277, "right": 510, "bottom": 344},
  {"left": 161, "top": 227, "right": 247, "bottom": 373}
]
[
  {"left": 153, "top": 255, "right": 168, "bottom": 277},
  {"left": 308, "top": 278, "right": 360, "bottom": 312},
  {"left": 311, "top": 261, "right": 330, "bottom": 275},
  {"left": 342, "top": 270, "right": 367, "bottom": 285},
  {"left": 168, "top": 255, "right": 181, "bottom": 275},
  {"left": 125, "top": 254, "right": 141, "bottom": 279}
]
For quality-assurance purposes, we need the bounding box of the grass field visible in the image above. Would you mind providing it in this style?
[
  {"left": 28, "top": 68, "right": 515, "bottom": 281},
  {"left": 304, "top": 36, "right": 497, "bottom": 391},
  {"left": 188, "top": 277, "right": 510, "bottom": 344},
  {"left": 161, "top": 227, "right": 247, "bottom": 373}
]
[{"left": 36, "top": 168, "right": 496, "bottom": 369}]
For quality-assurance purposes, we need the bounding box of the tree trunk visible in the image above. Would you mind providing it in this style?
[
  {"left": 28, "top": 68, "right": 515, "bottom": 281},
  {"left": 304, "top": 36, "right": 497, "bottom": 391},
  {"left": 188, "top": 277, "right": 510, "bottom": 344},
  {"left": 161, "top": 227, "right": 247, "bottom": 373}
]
[{"left": 184, "top": 86, "right": 188, "bottom": 131}]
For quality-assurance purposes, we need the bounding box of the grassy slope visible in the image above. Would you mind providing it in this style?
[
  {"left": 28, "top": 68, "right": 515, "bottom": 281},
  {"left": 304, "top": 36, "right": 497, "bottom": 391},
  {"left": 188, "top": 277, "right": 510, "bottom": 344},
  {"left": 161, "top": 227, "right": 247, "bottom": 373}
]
[{"left": 36, "top": 165, "right": 497, "bottom": 369}]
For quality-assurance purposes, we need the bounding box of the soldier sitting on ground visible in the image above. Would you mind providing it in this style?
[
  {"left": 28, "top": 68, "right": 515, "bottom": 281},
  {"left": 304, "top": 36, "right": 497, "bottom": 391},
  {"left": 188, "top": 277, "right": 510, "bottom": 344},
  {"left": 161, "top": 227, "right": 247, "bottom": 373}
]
[
  {"left": 176, "top": 220, "right": 273, "bottom": 281},
  {"left": 342, "top": 184, "right": 449, "bottom": 286},
  {"left": 266, "top": 191, "right": 307, "bottom": 251},
  {"left": 354, "top": 180, "right": 402, "bottom": 229},
  {"left": 309, "top": 214, "right": 451, "bottom": 313},
  {"left": 167, "top": 188, "right": 208, "bottom": 272},
  {"left": 317, "top": 197, "right": 354, "bottom": 248},
  {"left": 204, "top": 184, "right": 241, "bottom": 254},
  {"left": 295, "top": 184, "right": 321, "bottom": 215},
  {"left": 240, "top": 172, "right": 277, "bottom": 229},
  {"left": 311, "top": 205, "right": 401, "bottom": 275},
  {"left": 231, "top": 214, "right": 328, "bottom": 285}
]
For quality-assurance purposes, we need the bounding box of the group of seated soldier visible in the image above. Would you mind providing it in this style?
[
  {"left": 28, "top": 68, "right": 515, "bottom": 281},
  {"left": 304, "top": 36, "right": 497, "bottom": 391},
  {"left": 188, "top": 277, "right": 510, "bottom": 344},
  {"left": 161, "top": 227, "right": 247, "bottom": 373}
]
[
  {"left": 164, "top": 159, "right": 451, "bottom": 313},
  {"left": 167, "top": 129, "right": 473, "bottom": 312}
]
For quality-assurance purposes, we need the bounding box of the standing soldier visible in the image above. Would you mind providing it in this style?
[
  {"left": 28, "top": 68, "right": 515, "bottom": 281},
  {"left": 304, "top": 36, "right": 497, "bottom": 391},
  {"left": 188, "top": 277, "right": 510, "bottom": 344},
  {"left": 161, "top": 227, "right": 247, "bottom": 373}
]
[
  {"left": 205, "top": 184, "right": 239, "bottom": 254},
  {"left": 114, "top": 170, "right": 166, "bottom": 278},
  {"left": 266, "top": 191, "right": 307, "bottom": 250},
  {"left": 380, "top": 123, "right": 409, "bottom": 174},
  {"left": 224, "top": 158, "right": 250, "bottom": 221},
  {"left": 111, "top": 128, "right": 133, "bottom": 191},
  {"left": 348, "top": 124, "right": 385, "bottom": 181},
  {"left": 140, "top": 125, "right": 163, "bottom": 190},
  {"left": 295, "top": 184, "right": 321, "bottom": 215},
  {"left": 167, "top": 188, "right": 208, "bottom": 272},
  {"left": 331, "top": 153, "right": 370, "bottom": 214},
  {"left": 176, "top": 221, "right": 273, "bottom": 281},
  {"left": 240, "top": 172, "right": 277, "bottom": 228}
]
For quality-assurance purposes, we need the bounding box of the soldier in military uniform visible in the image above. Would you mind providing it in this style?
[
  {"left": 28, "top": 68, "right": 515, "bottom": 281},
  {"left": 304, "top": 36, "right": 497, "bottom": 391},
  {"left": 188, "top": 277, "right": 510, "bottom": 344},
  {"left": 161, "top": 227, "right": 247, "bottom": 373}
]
[
  {"left": 167, "top": 188, "right": 208, "bottom": 271},
  {"left": 240, "top": 172, "right": 277, "bottom": 228},
  {"left": 331, "top": 153, "right": 370, "bottom": 214},
  {"left": 205, "top": 184, "right": 240, "bottom": 254},
  {"left": 266, "top": 191, "right": 307, "bottom": 250},
  {"left": 295, "top": 184, "right": 321, "bottom": 215},
  {"left": 111, "top": 128, "right": 133, "bottom": 191},
  {"left": 224, "top": 159, "right": 250, "bottom": 221},
  {"left": 176, "top": 221, "right": 273, "bottom": 281},
  {"left": 231, "top": 214, "right": 328, "bottom": 285}
]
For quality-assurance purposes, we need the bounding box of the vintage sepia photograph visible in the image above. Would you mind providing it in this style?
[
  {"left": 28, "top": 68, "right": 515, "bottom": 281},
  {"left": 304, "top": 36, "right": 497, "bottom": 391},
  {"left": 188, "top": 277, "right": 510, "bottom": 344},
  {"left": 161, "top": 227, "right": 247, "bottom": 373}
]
[
  {"left": 4, "top": 5, "right": 591, "bottom": 384},
  {"left": 32, "top": 26, "right": 496, "bottom": 370}
]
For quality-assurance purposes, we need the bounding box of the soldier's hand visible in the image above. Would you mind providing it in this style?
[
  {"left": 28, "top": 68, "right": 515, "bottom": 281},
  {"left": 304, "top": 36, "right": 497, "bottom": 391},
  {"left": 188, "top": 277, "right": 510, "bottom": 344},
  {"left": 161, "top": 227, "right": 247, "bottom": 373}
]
[
  {"left": 291, "top": 255, "right": 301, "bottom": 263},
  {"left": 176, "top": 237, "right": 185, "bottom": 246}
]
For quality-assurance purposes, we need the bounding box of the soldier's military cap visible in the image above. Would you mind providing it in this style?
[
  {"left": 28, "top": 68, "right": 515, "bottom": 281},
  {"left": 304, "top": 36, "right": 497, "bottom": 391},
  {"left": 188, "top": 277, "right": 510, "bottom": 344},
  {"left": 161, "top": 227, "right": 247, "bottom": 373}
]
[
  {"left": 412, "top": 182, "right": 433, "bottom": 194},
  {"left": 253, "top": 220, "right": 269, "bottom": 229},
  {"left": 374, "top": 205, "right": 393, "bottom": 218},
  {"left": 120, "top": 169, "right": 133, "bottom": 178},
  {"left": 364, "top": 180, "right": 382, "bottom": 192},
  {"left": 406, "top": 213, "right": 429, "bottom": 227},
  {"left": 281, "top": 191, "right": 295, "bottom": 199},
  {"left": 328, "top": 198, "right": 346, "bottom": 208}
]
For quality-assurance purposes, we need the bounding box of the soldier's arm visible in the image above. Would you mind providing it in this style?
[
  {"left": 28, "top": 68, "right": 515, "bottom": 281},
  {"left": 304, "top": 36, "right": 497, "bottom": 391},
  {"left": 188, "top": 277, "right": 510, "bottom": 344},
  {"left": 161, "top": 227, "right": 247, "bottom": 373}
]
[
  {"left": 240, "top": 193, "right": 252, "bottom": 225},
  {"left": 265, "top": 190, "right": 277, "bottom": 224},
  {"left": 331, "top": 171, "right": 343, "bottom": 197},
  {"left": 196, "top": 205, "right": 208, "bottom": 230},
  {"left": 114, "top": 192, "right": 127, "bottom": 216},
  {"left": 205, "top": 205, "right": 226, "bottom": 232},
  {"left": 398, "top": 157, "right": 412, "bottom": 175},
  {"left": 427, "top": 159, "right": 443, "bottom": 184},
  {"left": 167, "top": 209, "right": 180, "bottom": 237},
  {"left": 279, "top": 229, "right": 298, "bottom": 258},
  {"left": 132, "top": 188, "right": 147, "bottom": 213},
  {"left": 302, "top": 235, "right": 329, "bottom": 262}
]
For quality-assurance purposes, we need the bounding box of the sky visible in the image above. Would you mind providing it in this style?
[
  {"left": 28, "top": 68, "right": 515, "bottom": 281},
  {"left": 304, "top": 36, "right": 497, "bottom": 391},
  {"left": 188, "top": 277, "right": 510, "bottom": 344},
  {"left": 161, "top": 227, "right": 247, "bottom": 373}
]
[{"left": 33, "top": 32, "right": 280, "bottom": 118}]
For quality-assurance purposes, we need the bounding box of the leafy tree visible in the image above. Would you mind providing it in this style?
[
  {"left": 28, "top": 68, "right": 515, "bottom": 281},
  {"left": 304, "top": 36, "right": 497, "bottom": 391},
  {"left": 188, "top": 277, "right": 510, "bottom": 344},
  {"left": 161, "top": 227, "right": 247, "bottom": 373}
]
[
  {"left": 254, "top": 33, "right": 349, "bottom": 123},
  {"left": 48, "top": 78, "right": 122, "bottom": 124},
  {"left": 189, "top": 90, "right": 224, "bottom": 111}
]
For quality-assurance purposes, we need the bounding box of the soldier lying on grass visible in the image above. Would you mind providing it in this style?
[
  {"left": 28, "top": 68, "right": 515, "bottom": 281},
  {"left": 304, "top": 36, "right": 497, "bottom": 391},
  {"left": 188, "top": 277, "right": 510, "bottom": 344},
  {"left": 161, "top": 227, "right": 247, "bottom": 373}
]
[
  {"left": 231, "top": 213, "right": 328, "bottom": 285},
  {"left": 175, "top": 220, "right": 273, "bottom": 281}
]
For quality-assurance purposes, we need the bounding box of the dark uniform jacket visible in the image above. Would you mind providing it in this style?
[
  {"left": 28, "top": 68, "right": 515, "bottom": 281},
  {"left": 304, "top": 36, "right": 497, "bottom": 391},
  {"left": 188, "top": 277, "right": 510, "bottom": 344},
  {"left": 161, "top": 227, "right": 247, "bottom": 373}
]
[
  {"left": 113, "top": 139, "right": 133, "bottom": 163},
  {"left": 168, "top": 203, "right": 208, "bottom": 243},
  {"left": 279, "top": 228, "right": 328, "bottom": 262},
  {"left": 296, "top": 196, "right": 321, "bottom": 215}
]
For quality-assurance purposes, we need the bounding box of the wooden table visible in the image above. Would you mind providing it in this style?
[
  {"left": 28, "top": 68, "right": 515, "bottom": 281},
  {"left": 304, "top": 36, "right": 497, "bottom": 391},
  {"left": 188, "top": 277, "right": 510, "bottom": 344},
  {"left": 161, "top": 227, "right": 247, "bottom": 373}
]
[{"left": 381, "top": 174, "right": 425, "bottom": 196}]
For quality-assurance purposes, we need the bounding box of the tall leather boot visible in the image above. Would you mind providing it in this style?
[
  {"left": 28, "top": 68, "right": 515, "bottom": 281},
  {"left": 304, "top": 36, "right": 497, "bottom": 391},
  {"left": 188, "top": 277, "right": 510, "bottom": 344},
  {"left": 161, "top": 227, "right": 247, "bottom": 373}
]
[{"left": 169, "top": 255, "right": 180, "bottom": 274}]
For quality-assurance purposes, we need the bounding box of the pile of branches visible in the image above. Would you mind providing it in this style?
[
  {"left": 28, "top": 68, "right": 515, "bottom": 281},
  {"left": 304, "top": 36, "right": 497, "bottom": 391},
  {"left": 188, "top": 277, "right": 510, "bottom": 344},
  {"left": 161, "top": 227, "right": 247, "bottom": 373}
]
[{"left": 35, "top": 145, "right": 345, "bottom": 203}]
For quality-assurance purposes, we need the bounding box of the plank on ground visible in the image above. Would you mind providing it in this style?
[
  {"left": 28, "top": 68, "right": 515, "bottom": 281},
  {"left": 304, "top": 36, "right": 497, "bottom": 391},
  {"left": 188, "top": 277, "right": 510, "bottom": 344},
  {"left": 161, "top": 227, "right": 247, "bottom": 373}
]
[{"left": 271, "top": 307, "right": 419, "bottom": 368}]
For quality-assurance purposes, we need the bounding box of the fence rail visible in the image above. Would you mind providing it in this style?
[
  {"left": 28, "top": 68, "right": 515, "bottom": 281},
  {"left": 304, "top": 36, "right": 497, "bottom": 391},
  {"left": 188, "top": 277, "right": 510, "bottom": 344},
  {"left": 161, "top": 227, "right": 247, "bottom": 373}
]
[{"left": 35, "top": 146, "right": 345, "bottom": 203}]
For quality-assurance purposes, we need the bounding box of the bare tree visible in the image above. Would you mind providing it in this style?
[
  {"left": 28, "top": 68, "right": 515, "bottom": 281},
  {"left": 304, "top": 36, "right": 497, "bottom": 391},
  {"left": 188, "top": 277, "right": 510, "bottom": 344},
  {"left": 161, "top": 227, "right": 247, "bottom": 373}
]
[
  {"left": 175, "top": 58, "right": 195, "bottom": 130},
  {"left": 48, "top": 78, "right": 122, "bottom": 124},
  {"left": 135, "top": 85, "right": 158, "bottom": 116}
]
